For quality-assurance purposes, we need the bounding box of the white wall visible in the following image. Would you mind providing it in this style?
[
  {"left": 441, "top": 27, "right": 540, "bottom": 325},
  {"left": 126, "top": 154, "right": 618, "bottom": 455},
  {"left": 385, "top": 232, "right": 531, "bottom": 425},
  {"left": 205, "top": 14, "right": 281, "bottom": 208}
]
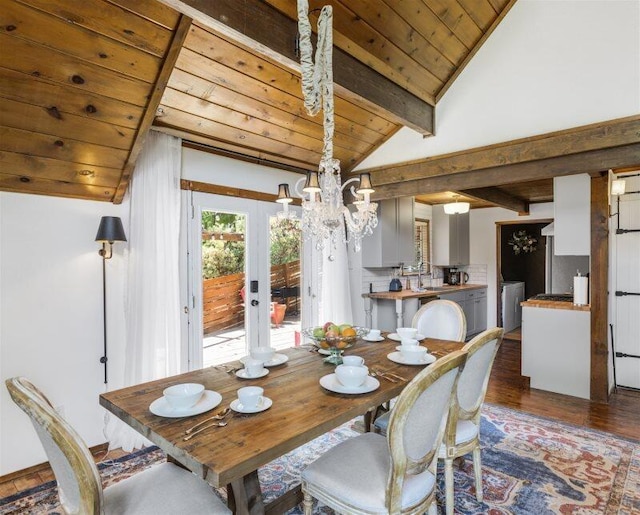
[
  {"left": 469, "top": 203, "right": 554, "bottom": 327},
  {"left": 357, "top": 0, "right": 640, "bottom": 169},
  {"left": 0, "top": 193, "right": 128, "bottom": 475}
]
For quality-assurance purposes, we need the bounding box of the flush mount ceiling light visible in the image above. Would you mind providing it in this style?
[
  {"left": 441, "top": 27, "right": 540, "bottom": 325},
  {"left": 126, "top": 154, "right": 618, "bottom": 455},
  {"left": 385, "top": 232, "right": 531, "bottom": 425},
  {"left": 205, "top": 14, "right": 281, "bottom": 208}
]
[
  {"left": 443, "top": 195, "right": 470, "bottom": 215},
  {"left": 275, "top": 0, "right": 378, "bottom": 256}
]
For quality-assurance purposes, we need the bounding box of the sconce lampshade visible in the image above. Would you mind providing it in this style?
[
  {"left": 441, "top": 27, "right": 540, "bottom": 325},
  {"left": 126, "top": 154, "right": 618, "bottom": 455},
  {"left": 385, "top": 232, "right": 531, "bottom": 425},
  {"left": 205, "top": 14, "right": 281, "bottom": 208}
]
[
  {"left": 303, "top": 171, "right": 321, "bottom": 193},
  {"left": 356, "top": 172, "right": 374, "bottom": 194},
  {"left": 276, "top": 184, "right": 293, "bottom": 203},
  {"left": 95, "top": 216, "right": 127, "bottom": 243},
  {"left": 611, "top": 179, "right": 626, "bottom": 196}
]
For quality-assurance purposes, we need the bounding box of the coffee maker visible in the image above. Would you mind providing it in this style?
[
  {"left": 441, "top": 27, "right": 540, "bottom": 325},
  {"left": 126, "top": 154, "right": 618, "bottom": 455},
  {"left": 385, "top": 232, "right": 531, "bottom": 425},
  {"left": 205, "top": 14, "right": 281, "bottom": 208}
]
[{"left": 444, "top": 268, "right": 469, "bottom": 285}]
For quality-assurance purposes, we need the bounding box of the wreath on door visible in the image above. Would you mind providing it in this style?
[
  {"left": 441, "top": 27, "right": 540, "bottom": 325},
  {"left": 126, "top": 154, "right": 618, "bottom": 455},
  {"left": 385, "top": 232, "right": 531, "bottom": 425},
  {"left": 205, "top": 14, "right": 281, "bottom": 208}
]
[{"left": 508, "top": 230, "right": 537, "bottom": 255}]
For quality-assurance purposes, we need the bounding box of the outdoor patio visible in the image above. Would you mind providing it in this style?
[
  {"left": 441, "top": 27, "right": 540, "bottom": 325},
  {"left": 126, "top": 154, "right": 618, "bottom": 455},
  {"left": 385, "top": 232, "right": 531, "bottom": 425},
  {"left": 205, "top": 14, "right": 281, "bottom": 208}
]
[{"left": 203, "top": 315, "right": 301, "bottom": 368}]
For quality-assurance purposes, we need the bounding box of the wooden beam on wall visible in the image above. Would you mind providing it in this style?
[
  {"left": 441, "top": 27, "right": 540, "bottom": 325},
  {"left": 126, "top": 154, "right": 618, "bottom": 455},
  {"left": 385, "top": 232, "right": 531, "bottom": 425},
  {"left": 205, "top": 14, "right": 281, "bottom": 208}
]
[
  {"left": 181, "top": 179, "right": 302, "bottom": 206},
  {"left": 366, "top": 115, "right": 640, "bottom": 190},
  {"left": 458, "top": 187, "right": 529, "bottom": 214},
  {"left": 590, "top": 174, "right": 609, "bottom": 403},
  {"left": 155, "top": 0, "right": 434, "bottom": 135}
]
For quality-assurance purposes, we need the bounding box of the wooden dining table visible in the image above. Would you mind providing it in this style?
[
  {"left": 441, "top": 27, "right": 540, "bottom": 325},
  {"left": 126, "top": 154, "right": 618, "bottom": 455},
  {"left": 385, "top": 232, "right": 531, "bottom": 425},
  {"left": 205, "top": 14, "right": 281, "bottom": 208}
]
[{"left": 99, "top": 336, "right": 462, "bottom": 515}]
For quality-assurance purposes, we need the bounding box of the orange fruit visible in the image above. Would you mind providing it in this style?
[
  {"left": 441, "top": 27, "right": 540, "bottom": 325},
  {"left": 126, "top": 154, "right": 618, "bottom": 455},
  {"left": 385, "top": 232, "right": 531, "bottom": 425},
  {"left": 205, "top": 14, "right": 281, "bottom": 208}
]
[{"left": 341, "top": 327, "right": 357, "bottom": 338}]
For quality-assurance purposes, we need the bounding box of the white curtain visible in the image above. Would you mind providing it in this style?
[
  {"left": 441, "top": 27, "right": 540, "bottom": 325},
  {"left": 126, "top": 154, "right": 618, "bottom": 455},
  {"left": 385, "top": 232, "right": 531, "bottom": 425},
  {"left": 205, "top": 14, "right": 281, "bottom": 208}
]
[
  {"left": 105, "top": 130, "right": 182, "bottom": 451},
  {"left": 319, "top": 239, "right": 353, "bottom": 325}
]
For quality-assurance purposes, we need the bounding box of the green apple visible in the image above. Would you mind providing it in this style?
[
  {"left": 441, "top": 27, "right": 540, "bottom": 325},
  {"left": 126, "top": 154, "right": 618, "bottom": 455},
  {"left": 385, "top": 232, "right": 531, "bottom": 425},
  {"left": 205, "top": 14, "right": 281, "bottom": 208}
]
[{"left": 313, "top": 327, "right": 325, "bottom": 339}]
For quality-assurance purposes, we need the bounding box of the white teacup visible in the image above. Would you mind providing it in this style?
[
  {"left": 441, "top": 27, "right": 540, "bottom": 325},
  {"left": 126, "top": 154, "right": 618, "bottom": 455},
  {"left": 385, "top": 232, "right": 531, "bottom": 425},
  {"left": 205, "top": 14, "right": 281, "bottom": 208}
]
[
  {"left": 342, "top": 355, "right": 365, "bottom": 367},
  {"left": 163, "top": 383, "right": 204, "bottom": 410},
  {"left": 251, "top": 346, "right": 275, "bottom": 362},
  {"left": 367, "top": 329, "right": 381, "bottom": 339},
  {"left": 396, "top": 327, "right": 417, "bottom": 340},
  {"left": 237, "top": 386, "right": 264, "bottom": 410},
  {"left": 335, "top": 365, "right": 368, "bottom": 388},
  {"left": 243, "top": 358, "right": 265, "bottom": 378},
  {"left": 400, "top": 338, "right": 419, "bottom": 347},
  {"left": 400, "top": 345, "right": 428, "bottom": 362}
]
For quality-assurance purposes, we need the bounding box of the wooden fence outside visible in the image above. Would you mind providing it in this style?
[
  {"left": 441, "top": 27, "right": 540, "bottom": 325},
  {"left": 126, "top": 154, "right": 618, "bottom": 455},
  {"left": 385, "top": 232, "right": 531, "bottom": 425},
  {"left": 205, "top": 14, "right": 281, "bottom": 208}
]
[{"left": 203, "top": 260, "right": 300, "bottom": 334}]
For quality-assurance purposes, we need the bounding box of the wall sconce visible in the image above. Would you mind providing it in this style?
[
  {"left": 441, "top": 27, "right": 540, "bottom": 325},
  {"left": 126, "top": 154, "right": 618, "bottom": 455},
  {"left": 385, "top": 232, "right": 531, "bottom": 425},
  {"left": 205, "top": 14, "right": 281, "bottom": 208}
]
[
  {"left": 443, "top": 195, "right": 470, "bottom": 215},
  {"left": 95, "top": 216, "right": 127, "bottom": 383}
]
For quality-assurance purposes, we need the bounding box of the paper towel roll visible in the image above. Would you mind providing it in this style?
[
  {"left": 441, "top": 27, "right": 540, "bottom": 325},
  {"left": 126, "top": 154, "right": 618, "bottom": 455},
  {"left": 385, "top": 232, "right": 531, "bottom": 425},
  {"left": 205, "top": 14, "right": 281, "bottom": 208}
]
[{"left": 573, "top": 276, "right": 588, "bottom": 305}]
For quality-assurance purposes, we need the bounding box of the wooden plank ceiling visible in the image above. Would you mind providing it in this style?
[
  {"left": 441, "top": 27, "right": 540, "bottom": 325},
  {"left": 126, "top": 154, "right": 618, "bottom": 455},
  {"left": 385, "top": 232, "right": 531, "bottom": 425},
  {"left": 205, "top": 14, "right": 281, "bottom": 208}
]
[
  {"left": 0, "top": 0, "right": 187, "bottom": 201},
  {"left": 0, "top": 0, "right": 522, "bottom": 205}
]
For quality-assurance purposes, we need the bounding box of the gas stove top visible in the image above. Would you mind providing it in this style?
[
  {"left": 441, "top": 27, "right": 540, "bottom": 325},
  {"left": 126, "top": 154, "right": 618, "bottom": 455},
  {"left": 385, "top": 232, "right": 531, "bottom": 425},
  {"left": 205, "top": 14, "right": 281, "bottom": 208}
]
[{"left": 531, "top": 293, "right": 573, "bottom": 302}]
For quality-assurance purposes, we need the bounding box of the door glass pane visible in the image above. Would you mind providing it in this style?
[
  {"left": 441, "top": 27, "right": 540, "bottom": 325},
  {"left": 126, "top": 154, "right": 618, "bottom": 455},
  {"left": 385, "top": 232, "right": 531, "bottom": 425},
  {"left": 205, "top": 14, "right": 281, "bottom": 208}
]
[
  {"left": 269, "top": 216, "right": 302, "bottom": 350},
  {"left": 201, "top": 210, "right": 248, "bottom": 367}
]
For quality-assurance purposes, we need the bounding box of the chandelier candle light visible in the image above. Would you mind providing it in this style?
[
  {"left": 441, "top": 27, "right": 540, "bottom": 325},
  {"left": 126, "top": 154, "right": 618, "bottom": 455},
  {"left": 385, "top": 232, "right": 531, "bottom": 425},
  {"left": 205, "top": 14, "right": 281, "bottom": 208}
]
[{"left": 275, "top": 0, "right": 378, "bottom": 257}]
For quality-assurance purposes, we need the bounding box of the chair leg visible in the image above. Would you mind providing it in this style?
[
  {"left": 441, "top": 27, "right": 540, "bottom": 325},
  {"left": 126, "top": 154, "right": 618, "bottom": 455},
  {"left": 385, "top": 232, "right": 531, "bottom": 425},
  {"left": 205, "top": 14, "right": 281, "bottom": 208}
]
[
  {"left": 444, "top": 457, "right": 455, "bottom": 515},
  {"left": 302, "top": 490, "right": 313, "bottom": 515},
  {"left": 473, "top": 446, "right": 483, "bottom": 502}
]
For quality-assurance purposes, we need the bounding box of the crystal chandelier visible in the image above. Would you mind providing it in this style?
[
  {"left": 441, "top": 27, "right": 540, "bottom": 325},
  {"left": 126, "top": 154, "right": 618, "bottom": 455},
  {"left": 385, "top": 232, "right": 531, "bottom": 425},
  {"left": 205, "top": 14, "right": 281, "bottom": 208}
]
[{"left": 275, "top": 0, "right": 378, "bottom": 255}]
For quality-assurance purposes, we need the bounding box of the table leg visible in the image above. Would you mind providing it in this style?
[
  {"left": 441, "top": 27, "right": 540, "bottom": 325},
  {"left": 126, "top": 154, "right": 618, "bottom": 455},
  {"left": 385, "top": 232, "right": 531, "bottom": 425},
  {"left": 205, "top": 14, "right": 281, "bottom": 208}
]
[
  {"left": 230, "top": 470, "right": 265, "bottom": 514},
  {"left": 395, "top": 299, "right": 404, "bottom": 328}
]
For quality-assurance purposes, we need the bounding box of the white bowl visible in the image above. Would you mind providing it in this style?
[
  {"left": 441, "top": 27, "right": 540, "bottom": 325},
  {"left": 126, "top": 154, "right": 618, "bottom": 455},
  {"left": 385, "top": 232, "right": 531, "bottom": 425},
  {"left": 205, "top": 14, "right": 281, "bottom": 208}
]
[
  {"left": 335, "top": 365, "right": 368, "bottom": 388},
  {"left": 163, "top": 383, "right": 204, "bottom": 410},
  {"left": 342, "top": 355, "right": 365, "bottom": 367},
  {"left": 400, "top": 346, "right": 428, "bottom": 362},
  {"left": 396, "top": 327, "right": 417, "bottom": 339},
  {"left": 251, "top": 346, "right": 275, "bottom": 362}
]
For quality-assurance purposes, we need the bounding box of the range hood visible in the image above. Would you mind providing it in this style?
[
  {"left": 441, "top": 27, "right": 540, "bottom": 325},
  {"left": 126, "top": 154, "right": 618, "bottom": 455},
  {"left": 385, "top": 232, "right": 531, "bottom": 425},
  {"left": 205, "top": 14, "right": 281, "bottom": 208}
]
[{"left": 541, "top": 222, "right": 554, "bottom": 236}]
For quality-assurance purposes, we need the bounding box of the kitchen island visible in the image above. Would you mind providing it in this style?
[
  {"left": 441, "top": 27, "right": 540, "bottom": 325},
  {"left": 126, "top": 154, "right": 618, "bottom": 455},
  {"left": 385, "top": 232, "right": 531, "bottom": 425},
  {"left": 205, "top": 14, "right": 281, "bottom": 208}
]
[
  {"left": 521, "top": 298, "right": 591, "bottom": 399},
  {"left": 362, "top": 284, "right": 487, "bottom": 332}
]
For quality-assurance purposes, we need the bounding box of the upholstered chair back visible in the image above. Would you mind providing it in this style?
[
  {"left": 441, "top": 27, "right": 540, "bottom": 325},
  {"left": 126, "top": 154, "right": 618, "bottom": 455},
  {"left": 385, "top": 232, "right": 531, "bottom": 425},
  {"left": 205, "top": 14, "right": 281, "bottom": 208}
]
[
  {"left": 6, "top": 377, "right": 103, "bottom": 513},
  {"left": 385, "top": 350, "right": 467, "bottom": 513},
  {"left": 411, "top": 299, "right": 467, "bottom": 342}
]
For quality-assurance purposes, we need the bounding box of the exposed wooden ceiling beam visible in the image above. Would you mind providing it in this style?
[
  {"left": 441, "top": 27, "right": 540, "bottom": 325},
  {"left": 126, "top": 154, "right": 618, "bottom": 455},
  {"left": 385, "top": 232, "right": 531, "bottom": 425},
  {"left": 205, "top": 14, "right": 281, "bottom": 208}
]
[
  {"left": 113, "top": 15, "right": 193, "bottom": 203},
  {"left": 155, "top": 0, "right": 434, "bottom": 135},
  {"left": 372, "top": 141, "right": 640, "bottom": 200},
  {"left": 365, "top": 115, "right": 640, "bottom": 200},
  {"left": 457, "top": 187, "right": 529, "bottom": 214}
]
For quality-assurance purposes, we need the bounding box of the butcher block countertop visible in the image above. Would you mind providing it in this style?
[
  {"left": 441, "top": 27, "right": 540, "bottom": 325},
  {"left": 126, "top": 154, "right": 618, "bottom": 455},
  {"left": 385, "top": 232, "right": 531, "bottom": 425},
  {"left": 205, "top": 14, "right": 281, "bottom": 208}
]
[
  {"left": 362, "top": 283, "right": 487, "bottom": 300},
  {"left": 521, "top": 299, "right": 590, "bottom": 312}
]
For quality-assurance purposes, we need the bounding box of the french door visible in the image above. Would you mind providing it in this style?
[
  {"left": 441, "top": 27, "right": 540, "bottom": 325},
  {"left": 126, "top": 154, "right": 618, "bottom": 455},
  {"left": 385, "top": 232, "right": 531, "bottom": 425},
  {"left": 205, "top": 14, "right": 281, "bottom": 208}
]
[{"left": 184, "top": 192, "right": 312, "bottom": 370}]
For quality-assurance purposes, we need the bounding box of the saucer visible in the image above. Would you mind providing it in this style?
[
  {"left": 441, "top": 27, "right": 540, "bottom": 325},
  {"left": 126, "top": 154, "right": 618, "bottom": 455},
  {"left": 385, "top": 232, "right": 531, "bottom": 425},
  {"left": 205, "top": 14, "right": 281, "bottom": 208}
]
[
  {"left": 317, "top": 348, "right": 344, "bottom": 356},
  {"left": 263, "top": 353, "right": 288, "bottom": 367},
  {"left": 230, "top": 396, "right": 273, "bottom": 414},
  {"left": 363, "top": 335, "right": 385, "bottom": 342},
  {"left": 395, "top": 345, "right": 428, "bottom": 352},
  {"left": 319, "top": 374, "right": 380, "bottom": 394},
  {"left": 149, "top": 390, "right": 222, "bottom": 418},
  {"left": 235, "top": 368, "right": 269, "bottom": 379},
  {"left": 387, "top": 351, "right": 436, "bottom": 366},
  {"left": 388, "top": 333, "right": 426, "bottom": 342}
]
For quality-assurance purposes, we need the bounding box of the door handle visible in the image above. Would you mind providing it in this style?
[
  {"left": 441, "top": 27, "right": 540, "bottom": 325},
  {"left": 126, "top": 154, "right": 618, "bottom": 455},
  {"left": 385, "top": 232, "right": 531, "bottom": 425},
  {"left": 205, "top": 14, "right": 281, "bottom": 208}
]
[{"left": 251, "top": 299, "right": 259, "bottom": 306}]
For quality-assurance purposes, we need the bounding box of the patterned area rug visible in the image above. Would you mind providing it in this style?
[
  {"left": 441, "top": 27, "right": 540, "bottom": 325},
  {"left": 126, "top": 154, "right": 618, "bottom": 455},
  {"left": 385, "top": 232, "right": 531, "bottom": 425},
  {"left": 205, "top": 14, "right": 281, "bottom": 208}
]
[{"left": 1, "top": 404, "right": 638, "bottom": 514}]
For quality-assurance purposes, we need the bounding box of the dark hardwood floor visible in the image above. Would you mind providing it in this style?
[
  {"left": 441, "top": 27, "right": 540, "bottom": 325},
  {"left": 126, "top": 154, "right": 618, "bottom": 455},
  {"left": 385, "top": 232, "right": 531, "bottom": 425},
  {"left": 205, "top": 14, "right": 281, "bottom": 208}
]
[
  {"left": 486, "top": 338, "right": 640, "bottom": 441},
  {"left": 2, "top": 338, "right": 639, "bottom": 498}
]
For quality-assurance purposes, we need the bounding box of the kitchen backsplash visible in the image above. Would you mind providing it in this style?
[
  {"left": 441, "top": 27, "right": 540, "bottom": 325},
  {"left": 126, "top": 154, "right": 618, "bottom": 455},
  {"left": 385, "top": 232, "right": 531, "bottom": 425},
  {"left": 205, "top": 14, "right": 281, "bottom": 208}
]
[{"left": 361, "top": 264, "right": 487, "bottom": 293}]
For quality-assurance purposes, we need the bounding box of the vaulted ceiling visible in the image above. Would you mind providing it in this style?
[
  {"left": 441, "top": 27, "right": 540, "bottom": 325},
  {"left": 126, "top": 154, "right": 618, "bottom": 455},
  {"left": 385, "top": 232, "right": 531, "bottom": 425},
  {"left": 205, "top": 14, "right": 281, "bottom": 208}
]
[{"left": 1, "top": 0, "right": 638, "bottom": 211}]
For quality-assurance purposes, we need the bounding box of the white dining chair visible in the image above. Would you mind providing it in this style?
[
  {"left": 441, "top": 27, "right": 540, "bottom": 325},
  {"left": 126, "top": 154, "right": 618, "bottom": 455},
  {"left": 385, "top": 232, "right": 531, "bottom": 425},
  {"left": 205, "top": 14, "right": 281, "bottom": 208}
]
[
  {"left": 411, "top": 299, "right": 467, "bottom": 342},
  {"left": 6, "top": 377, "right": 231, "bottom": 515},
  {"left": 301, "top": 350, "right": 467, "bottom": 515},
  {"left": 440, "top": 327, "right": 504, "bottom": 515}
]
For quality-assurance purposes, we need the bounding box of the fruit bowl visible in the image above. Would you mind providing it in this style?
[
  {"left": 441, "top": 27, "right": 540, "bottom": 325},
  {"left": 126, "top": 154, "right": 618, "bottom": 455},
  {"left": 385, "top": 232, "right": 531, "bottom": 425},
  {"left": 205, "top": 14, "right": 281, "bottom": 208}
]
[{"left": 302, "top": 325, "right": 369, "bottom": 364}]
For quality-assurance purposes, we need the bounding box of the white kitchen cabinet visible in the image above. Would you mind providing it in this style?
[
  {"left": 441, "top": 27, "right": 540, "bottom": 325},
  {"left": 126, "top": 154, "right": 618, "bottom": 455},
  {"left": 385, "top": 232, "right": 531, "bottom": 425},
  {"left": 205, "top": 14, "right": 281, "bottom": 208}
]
[
  {"left": 362, "top": 197, "right": 415, "bottom": 268},
  {"left": 553, "top": 174, "right": 590, "bottom": 256},
  {"left": 522, "top": 305, "right": 590, "bottom": 399},
  {"left": 432, "top": 205, "right": 470, "bottom": 266}
]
